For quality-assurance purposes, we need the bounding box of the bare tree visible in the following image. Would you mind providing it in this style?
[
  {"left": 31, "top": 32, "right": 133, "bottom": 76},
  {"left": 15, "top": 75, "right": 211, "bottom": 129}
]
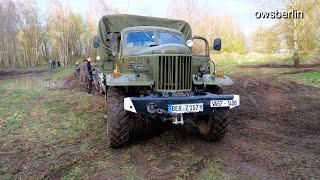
[
  {"left": 0, "top": 0, "right": 114, "bottom": 68},
  {"left": 0, "top": 0, "right": 19, "bottom": 67},
  {"left": 16, "top": 0, "right": 43, "bottom": 67},
  {"left": 168, "top": 0, "right": 246, "bottom": 53},
  {"left": 88, "top": 0, "right": 113, "bottom": 21},
  {"left": 257, "top": 0, "right": 319, "bottom": 67}
]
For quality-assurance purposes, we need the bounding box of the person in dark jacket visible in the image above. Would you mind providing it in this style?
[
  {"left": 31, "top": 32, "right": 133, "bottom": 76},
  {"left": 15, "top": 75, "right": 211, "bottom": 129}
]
[
  {"left": 52, "top": 59, "right": 56, "bottom": 69},
  {"left": 83, "top": 57, "right": 93, "bottom": 94},
  {"left": 57, "top": 59, "right": 61, "bottom": 68}
]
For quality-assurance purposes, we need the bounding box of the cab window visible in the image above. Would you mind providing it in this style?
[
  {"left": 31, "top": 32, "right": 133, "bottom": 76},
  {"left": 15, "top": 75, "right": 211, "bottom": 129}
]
[
  {"left": 125, "top": 31, "right": 155, "bottom": 47},
  {"left": 157, "top": 31, "right": 184, "bottom": 45}
]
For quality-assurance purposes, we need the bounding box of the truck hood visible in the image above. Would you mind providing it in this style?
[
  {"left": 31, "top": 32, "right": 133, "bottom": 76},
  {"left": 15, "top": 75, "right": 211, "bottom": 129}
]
[{"left": 124, "top": 44, "right": 191, "bottom": 56}]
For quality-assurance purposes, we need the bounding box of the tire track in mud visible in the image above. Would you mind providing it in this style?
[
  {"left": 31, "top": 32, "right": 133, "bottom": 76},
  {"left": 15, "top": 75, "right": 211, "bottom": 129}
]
[{"left": 218, "top": 76, "right": 320, "bottom": 179}]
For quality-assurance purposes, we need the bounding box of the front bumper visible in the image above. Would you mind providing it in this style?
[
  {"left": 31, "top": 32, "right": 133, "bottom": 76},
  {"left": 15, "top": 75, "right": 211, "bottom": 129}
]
[{"left": 124, "top": 92, "right": 240, "bottom": 118}]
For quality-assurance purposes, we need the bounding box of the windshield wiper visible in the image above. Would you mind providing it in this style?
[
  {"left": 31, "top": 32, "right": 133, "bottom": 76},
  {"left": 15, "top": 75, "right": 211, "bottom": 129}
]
[
  {"left": 165, "top": 30, "right": 181, "bottom": 41},
  {"left": 140, "top": 27, "right": 153, "bottom": 41}
]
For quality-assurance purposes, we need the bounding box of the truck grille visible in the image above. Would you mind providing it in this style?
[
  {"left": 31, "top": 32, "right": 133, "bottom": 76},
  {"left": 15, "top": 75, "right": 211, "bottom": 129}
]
[{"left": 157, "top": 56, "right": 192, "bottom": 91}]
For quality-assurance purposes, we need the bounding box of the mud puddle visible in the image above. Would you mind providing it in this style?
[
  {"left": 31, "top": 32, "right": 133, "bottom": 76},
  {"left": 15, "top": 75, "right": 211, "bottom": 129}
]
[{"left": 0, "top": 73, "right": 60, "bottom": 90}]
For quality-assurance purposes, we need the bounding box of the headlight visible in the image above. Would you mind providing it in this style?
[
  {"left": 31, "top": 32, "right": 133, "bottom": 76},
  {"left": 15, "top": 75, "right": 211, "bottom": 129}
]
[
  {"left": 186, "top": 40, "right": 193, "bottom": 47},
  {"left": 133, "top": 64, "right": 144, "bottom": 74}
]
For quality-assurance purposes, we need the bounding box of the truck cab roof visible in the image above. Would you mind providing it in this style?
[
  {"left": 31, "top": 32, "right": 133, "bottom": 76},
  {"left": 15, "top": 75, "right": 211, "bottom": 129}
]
[{"left": 122, "top": 26, "right": 184, "bottom": 36}]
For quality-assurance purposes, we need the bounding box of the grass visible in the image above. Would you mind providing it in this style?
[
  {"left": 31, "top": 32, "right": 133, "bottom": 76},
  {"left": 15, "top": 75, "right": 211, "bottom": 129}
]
[
  {"left": 286, "top": 70, "right": 320, "bottom": 87},
  {"left": 212, "top": 52, "right": 292, "bottom": 77},
  {"left": 44, "top": 67, "right": 74, "bottom": 81},
  {"left": 196, "top": 155, "right": 232, "bottom": 180},
  {"left": 93, "top": 160, "right": 139, "bottom": 180},
  {"left": 0, "top": 86, "right": 106, "bottom": 179},
  {"left": 214, "top": 52, "right": 320, "bottom": 87},
  {"left": 63, "top": 166, "right": 89, "bottom": 180},
  {"left": 213, "top": 52, "right": 291, "bottom": 68}
]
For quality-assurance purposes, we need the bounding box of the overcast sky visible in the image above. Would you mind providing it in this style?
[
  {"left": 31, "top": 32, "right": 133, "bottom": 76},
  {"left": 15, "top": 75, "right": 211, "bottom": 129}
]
[{"left": 38, "top": 0, "right": 276, "bottom": 36}]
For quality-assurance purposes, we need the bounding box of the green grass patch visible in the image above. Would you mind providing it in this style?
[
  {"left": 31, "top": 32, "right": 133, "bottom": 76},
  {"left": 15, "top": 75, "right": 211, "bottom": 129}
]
[
  {"left": 0, "top": 85, "right": 5, "bottom": 94},
  {"left": 41, "top": 102, "right": 69, "bottom": 113},
  {"left": 188, "top": 155, "right": 204, "bottom": 166},
  {"left": 63, "top": 166, "right": 88, "bottom": 180},
  {"left": 44, "top": 67, "right": 73, "bottom": 81},
  {"left": 3, "top": 112, "right": 26, "bottom": 132},
  {"left": 196, "top": 155, "right": 232, "bottom": 180},
  {"left": 214, "top": 52, "right": 291, "bottom": 67},
  {"left": 2, "top": 174, "right": 13, "bottom": 180},
  {"left": 146, "top": 153, "right": 157, "bottom": 162},
  {"left": 213, "top": 52, "right": 292, "bottom": 77},
  {"left": 176, "top": 169, "right": 189, "bottom": 180},
  {"left": 287, "top": 71, "right": 320, "bottom": 87},
  {"left": 93, "top": 161, "right": 139, "bottom": 180}
]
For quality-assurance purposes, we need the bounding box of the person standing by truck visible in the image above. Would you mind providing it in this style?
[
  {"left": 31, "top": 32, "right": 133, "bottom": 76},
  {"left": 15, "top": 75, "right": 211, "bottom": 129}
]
[{"left": 83, "top": 57, "right": 93, "bottom": 94}]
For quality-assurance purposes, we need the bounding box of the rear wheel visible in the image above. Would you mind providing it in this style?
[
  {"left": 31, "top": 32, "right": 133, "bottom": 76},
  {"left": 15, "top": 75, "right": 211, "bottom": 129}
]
[
  {"left": 196, "top": 110, "right": 228, "bottom": 142},
  {"left": 106, "top": 87, "right": 129, "bottom": 148}
]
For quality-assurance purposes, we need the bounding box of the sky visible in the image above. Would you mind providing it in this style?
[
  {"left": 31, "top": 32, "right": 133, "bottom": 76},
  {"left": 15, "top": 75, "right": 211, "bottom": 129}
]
[{"left": 37, "top": 0, "right": 276, "bottom": 36}]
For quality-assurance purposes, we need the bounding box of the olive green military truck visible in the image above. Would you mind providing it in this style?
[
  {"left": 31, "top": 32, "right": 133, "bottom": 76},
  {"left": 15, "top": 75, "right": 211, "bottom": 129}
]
[{"left": 92, "top": 14, "right": 240, "bottom": 148}]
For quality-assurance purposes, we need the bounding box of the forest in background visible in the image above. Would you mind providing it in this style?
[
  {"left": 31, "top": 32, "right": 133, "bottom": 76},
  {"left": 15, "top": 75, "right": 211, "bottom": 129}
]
[{"left": 0, "top": 0, "right": 319, "bottom": 68}]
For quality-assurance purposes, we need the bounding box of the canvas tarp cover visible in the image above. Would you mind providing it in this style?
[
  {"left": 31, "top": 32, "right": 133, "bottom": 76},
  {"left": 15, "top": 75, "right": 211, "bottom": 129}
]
[{"left": 98, "top": 14, "right": 192, "bottom": 44}]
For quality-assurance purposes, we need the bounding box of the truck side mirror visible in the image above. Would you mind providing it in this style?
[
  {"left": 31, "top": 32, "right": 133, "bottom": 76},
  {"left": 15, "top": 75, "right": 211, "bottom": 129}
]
[
  {"left": 213, "top": 38, "right": 221, "bottom": 51},
  {"left": 93, "top": 36, "right": 100, "bottom": 48}
]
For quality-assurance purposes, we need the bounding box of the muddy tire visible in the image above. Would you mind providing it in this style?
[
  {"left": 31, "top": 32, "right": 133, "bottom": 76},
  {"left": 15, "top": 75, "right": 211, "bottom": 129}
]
[
  {"left": 93, "top": 79, "right": 99, "bottom": 92},
  {"left": 196, "top": 111, "right": 228, "bottom": 142},
  {"left": 100, "top": 83, "right": 106, "bottom": 95},
  {"left": 106, "top": 87, "right": 129, "bottom": 148}
]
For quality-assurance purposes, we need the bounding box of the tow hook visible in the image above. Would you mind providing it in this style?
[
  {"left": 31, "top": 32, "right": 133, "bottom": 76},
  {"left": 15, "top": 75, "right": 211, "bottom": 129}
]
[
  {"left": 147, "top": 103, "right": 158, "bottom": 113},
  {"left": 172, "top": 114, "right": 184, "bottom": 125}
]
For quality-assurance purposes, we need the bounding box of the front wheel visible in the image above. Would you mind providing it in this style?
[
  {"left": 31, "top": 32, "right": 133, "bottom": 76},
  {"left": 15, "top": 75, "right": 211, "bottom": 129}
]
[
  {"left": 196, "top": 111, "right": 228, "bottom": 142},
  {"left": 106, "top": 87, "right": 129, "bottom": 148}
]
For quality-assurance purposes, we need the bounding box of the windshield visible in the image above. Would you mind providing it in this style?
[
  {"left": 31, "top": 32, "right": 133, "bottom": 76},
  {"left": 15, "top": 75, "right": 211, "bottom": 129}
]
[
  {"left": 158, "top": 31, "right": 184, "bottom": 45},
  {"left": 125, "top": 31, "right": 155, "bottom": 47},
  {"left": 125, "top": 30, "right": 184, "bottom": 47}
]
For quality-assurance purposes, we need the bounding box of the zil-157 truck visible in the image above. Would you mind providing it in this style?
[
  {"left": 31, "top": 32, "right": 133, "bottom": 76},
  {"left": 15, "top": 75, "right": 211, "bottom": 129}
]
[{"left": 92, "top": 14, "right": 240, "bottom": 148}]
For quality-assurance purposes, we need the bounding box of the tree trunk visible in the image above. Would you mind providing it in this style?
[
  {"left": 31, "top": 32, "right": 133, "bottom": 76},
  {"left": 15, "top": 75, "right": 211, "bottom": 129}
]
[
  {"left": 293, "top": 19, "right": 300, "bottom": 68},
  {"left": 293, "top": 51, "right": 300, "bottom": 68}
]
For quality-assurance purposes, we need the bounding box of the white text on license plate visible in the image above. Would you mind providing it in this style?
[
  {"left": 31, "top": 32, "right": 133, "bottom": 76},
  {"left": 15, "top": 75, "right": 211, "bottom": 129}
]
[
  {"left": 210, "top": 99, "right": 239, "bottom": 108},
  {"left": 168, "top": 103, "right": 203, "bottom": 113}
]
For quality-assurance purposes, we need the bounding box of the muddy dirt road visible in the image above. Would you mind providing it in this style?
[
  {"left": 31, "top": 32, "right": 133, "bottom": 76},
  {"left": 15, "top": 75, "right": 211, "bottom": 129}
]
[
  {"left": 222, "top": 76, "right": 320, "bottom": 179},
  {"left": 63, "top": 73, "right": 320, "bottom": 179},
  {"left": 1, "top": 69, "right": 319, "bottom": 179}
]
